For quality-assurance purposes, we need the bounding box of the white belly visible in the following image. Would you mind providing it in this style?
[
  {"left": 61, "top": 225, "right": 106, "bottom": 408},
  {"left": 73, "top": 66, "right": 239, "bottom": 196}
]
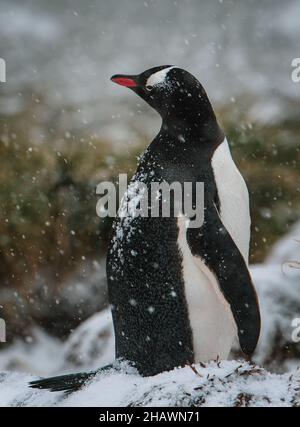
[
  {"left": 177, "top": 216, "right": 237, "bottom": 362},
  {"left": 176, "top": 138, "right": 250, "bottom": 362},
  {"left": 211, "top": 138, "right": 251, "bottom": 264}
]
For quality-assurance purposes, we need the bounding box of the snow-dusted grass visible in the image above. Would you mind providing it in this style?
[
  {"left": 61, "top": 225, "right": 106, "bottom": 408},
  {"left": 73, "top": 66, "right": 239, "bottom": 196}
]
[{"left": 1, "top": 361, "right": 300, "bottom": 407}]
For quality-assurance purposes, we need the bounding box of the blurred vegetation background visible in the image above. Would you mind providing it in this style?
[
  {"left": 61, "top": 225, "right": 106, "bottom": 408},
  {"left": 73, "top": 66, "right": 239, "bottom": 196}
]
[
  {"left": 0, "top": 0, "right": 299, "bottom": 345},
  {"left": 0, "top": 93, "right": 299, "bottom": 341}
]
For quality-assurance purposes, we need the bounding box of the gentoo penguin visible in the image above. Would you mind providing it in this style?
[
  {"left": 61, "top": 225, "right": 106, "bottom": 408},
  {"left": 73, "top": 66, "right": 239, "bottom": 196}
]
[{"left": 30, "top": 65, "right": 260, "bottom": 392}]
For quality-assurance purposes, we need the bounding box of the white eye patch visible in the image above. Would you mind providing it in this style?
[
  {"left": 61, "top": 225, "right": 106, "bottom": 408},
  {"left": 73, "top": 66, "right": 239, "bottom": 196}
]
[{"left": 146, "top": 66, "right": 176, "bottom": 88}]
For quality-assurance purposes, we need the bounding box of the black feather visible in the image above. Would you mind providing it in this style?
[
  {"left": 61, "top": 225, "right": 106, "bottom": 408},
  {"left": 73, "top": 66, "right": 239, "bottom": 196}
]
[{"left": 29, "top": 364, "right": 113, "bottom": 393}]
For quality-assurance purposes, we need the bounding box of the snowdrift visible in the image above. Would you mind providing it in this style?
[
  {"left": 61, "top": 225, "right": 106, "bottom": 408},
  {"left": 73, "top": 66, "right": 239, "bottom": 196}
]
[{"left": 1, "top": 360, "right": 300, "bottom": 407}]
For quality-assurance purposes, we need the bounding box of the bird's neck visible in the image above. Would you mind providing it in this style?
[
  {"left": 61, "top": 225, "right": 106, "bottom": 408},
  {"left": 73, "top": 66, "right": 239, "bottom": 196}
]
[{"left": 160, "top": 95, "right": 224, "bottom": 144}]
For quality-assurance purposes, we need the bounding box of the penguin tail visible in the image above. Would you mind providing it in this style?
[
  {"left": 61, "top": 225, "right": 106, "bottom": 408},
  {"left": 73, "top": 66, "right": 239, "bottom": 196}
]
[{"left": 29, "top": 364, "right": 113, "bottom": 393}]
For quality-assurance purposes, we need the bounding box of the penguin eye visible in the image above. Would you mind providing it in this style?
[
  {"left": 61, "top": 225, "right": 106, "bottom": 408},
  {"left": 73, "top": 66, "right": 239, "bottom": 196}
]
[{"left": 146, "top": 85, "right": 153, "bottom": 92}]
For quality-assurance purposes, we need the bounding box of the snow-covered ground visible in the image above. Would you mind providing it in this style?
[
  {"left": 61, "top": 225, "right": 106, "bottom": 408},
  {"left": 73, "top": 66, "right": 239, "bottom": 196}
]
[
  {"left": 1, "top": 360, "right": 300, "bottom": 407},
  {"left": 0, "top": 310, "right": 114, "bottom": 377},
  {"left": 253, "top": 221, "right": 300, "bottom": 371},
  {"left": 0, "top": 221, "right": 299, "bottom": 406}
]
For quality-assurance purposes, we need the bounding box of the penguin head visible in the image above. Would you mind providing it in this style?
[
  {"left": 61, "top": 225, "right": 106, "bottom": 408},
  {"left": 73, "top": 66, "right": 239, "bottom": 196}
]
[{"left": 111, "top": 65, "right": 213, "bottom": 124}]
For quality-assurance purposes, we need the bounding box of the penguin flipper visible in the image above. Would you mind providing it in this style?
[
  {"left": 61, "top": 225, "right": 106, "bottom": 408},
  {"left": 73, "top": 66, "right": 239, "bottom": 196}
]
[
  {"left": 186, "top": 205, "right": 261, "bottom": 356},
  {"left": 29, "top": 364, "right": 113, "bottom": 393}
]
